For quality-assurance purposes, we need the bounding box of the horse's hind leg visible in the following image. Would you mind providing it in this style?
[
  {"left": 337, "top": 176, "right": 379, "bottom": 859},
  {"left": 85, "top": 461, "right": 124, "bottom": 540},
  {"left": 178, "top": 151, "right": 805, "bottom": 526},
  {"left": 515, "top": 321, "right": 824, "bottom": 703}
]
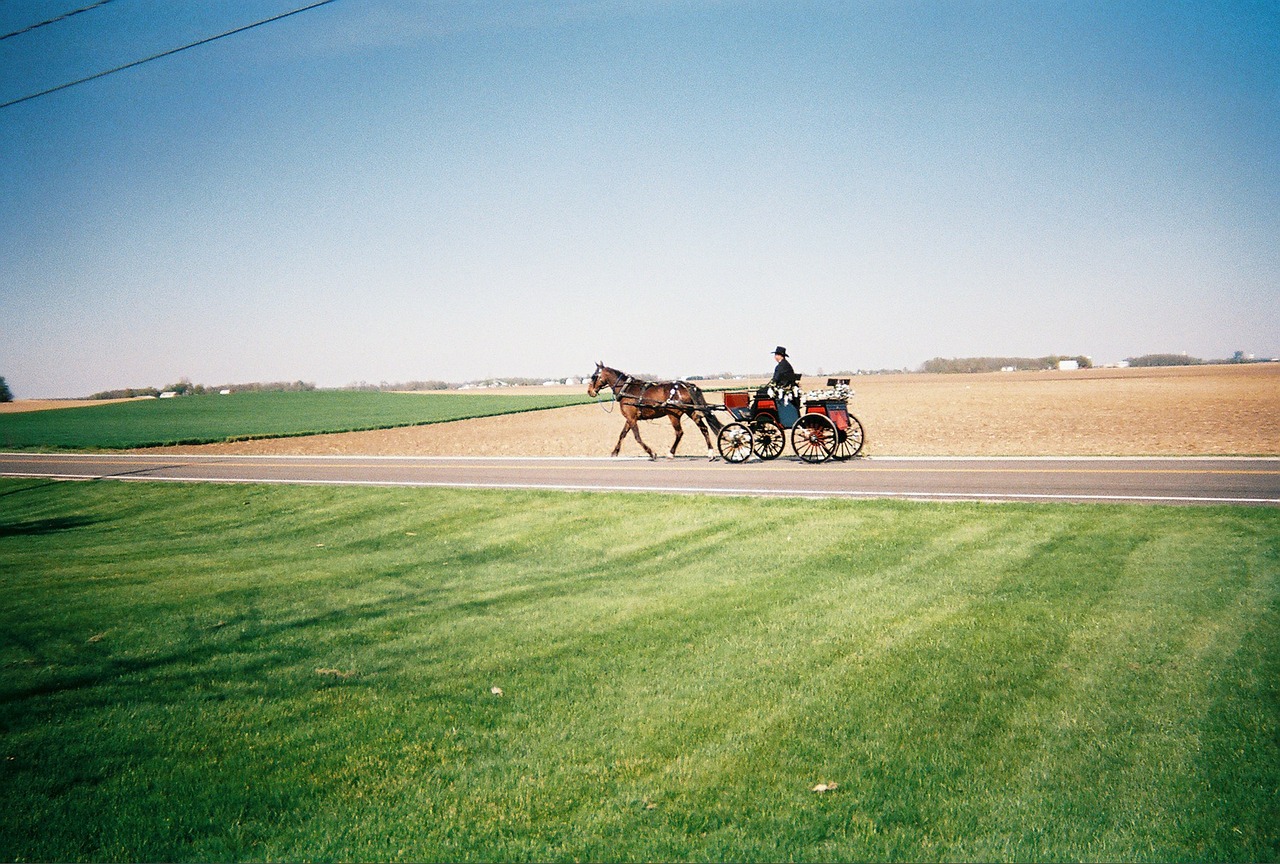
[
  {"left": 667, "top": 414, "right": 683, "bottom": 458},
  {"left": 690, "top": 412, "right": 718, "bottom": 460}
]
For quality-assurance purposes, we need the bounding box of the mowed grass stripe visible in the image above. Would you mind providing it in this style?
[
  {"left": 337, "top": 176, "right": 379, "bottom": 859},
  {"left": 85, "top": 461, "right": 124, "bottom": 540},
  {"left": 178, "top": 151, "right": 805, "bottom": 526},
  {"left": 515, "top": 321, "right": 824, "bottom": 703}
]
[
  {"left": 0, "top": 390, "right": 593, "bottom": 450},
  {"left": 0, "top": 480, "right": 1275, "bottom": 861}
]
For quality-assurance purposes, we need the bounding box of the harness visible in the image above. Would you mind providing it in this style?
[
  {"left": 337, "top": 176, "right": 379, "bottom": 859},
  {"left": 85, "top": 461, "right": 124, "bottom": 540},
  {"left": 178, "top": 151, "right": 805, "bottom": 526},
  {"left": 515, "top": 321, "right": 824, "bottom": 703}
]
[
  {"left": 592, "top": 368, "right": 722, "bottom": 448},
  {"left": 602, "top": 372, "right": 689, "bottom": 411}
]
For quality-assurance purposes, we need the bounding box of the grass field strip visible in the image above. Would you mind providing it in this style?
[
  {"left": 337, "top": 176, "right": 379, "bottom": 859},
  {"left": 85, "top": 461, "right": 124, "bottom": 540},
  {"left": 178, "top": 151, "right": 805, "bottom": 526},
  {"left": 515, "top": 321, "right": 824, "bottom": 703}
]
[{"left": 2, "top": 478, "right": 1276, "bottom": 860}]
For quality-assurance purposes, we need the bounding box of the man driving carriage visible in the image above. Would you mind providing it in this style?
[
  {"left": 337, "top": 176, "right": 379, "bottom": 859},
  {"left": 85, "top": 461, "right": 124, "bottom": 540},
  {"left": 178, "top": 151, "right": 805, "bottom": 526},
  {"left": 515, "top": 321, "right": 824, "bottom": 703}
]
[
  {"left": 770, "top": 346, "right": 798, "bottom": 389},
  {"left": 754, "top": 345, "right": 802, "bottom": 426},
  {"left": 756, "top": 346, "right": 800, "bottom": 399}
]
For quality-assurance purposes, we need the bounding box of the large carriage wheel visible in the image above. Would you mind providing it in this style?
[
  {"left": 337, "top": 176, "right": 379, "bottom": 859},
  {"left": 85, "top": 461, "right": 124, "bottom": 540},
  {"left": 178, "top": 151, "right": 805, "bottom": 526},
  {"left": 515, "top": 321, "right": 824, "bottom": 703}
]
[
  {"left": 716, "top": 422, "right": 754, "bottom": 464},
  {"left": 832, "top": 415, "right": 865, "bottom": 460},
  {"left": 751, "top": 416, "right": 785, "bottom": 461},
  {"left": 792, "top": 413, "right": 837, "bottom": 463}
]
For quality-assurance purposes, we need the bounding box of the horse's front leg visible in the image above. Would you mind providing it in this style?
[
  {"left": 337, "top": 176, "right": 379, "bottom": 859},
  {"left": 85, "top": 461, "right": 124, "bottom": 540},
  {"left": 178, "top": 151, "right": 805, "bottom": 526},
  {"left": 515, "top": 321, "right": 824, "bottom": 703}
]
[
  {"left": 614, "top": 410, "right": 655, "bottom": 459},
  {"left": 611, "top": 423, "right": 628, "bottom": 457},
  {"left": 629, "top": 419, "right": 657, "bottom": 459}
]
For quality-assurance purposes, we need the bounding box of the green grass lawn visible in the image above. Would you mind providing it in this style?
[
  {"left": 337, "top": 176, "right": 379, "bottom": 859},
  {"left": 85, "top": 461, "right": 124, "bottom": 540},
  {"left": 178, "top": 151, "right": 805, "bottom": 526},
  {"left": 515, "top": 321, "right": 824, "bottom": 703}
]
[
  {"left": 0, "top": 390, "right": 593, "bottom": 450},
  {"left": 1, "top": 479, "right": 1276, "bottom": 861}
]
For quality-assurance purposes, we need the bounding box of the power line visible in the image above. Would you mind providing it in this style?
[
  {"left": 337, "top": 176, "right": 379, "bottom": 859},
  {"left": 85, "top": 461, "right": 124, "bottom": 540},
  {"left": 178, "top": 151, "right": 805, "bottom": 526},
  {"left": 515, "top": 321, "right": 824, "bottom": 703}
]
[
  {"left": 0, "top": 0, "right": 114, "bottom": 42},
  {"left": 0, "top": 0, "right": 339, "bottom": 110}
]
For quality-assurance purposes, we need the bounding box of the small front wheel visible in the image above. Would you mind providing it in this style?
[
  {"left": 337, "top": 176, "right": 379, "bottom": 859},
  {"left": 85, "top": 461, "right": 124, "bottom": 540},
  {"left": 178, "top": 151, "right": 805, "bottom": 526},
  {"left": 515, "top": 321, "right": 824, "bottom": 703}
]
[
  {"left": 717, "top": 422, "right": 754, "bottom": 464},
  {"left": 793, "top": 413, "right": 837, "bottom": 463},
  {"left": 832, "top": 415, "right": 865, "bottom": 460},
  {"left": 752, "top": 416, "right": 786, "bottom": 460}
]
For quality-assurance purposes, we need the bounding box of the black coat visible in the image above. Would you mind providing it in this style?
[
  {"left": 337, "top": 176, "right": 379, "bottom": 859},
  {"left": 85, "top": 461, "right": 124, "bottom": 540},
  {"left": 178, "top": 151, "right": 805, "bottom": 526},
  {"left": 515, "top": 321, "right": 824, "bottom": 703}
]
[{"left": 771, "top": 357, "right": 797, "bottom": 388}]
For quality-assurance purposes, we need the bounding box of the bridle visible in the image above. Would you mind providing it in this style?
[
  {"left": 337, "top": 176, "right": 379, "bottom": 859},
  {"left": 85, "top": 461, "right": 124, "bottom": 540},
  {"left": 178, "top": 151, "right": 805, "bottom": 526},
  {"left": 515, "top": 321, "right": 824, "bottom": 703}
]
[{"left": 590, "top": 366, "right": 638, "bottom": 413}]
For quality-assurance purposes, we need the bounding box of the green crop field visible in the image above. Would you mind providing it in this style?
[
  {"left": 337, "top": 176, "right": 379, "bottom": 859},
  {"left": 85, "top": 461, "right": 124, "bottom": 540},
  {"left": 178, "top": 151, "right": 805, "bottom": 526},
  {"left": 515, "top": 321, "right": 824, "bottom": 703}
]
[
  {"left": 1, "top": 478, "right": 1275, "bottom": 862},
  {"left": 0, "top": 391, "right": 592, "bottom": 450}
]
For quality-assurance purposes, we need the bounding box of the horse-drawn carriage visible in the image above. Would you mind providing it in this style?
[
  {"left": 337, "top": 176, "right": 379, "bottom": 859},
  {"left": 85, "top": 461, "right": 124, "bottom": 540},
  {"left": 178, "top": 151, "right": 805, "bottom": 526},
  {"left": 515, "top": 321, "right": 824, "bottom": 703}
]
[
  {"left": 587, "top": 363, "right": 864, "bottom": 463},
  {"left": 715, "top": 379, "right": 865, "bottom": 464}
]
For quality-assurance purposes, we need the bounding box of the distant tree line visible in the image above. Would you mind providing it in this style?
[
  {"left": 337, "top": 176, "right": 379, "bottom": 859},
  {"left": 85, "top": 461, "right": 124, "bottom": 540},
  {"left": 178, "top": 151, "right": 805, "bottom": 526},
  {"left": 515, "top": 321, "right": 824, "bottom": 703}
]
[
  {"left": 1127, "top": 352, "right": 1272, "bottom": 367},
  {"left": 345, "top": 380, "right": 454, "bottom": 392},
  {"left": 347, "top": 378, "right": 560, "bottom": 391},
  {"left": 90, "top": 380, "right": 317, "bottom": 399},
  {"left": 89, "top": 386, "right": 161, "bottom": 399},
  {"left": 919, "top": 356, "right": 1093, "bottom": 374},
  {"left": 211, "top": 380, "right": 317, "bottom": 393},
  {"left": 1125, "top": 354, "right": 1202, "bottom": 367},
  {"left": 919, "top": 352, "right": 1269, "bottom": 373}
]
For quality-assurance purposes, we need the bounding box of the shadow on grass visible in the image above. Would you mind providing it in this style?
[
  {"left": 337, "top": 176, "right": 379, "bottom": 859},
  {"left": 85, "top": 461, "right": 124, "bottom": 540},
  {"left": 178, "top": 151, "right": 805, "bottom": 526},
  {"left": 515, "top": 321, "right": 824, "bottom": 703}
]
[
  {"left": 0, "top": 479, "right": 67, "bottom": 501},
  {"left": 1, "top": 584, "right": 438, "bottom": 709},
  {"left": 2, "top": 513, "right": 775, "bottom": 717},
  {"left": 0, "top": 515, "right": 101, "bottom": 538}
]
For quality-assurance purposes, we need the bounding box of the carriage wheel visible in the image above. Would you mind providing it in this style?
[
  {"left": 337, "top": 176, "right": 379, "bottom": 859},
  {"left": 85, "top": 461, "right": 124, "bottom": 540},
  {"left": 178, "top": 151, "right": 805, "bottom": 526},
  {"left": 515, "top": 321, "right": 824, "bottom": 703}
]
[
  {"left": 832, "top": 415, "right": 865, "bottom": 460},
  {"left": 792, "top": 413, "right": 837, "bottom": 463},
  {"left": 717, "top": 422, "right": 754, "bottom": 464},
  {"left": 751, "top": 416, "right": 785, "bottom": 460}
]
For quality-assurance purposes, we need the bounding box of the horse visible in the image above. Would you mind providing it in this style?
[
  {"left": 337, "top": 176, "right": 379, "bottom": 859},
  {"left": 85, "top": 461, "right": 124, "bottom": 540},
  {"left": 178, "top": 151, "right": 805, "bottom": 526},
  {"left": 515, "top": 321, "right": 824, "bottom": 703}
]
[{"left": 587, "top": 363, "right": 723, "bottom": 460}]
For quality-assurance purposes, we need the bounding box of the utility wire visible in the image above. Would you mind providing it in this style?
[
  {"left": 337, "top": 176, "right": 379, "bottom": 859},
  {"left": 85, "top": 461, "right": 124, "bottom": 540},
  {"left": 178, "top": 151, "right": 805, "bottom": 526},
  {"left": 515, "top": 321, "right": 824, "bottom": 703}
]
[
  {"left": 0, "top": 0, "right": 114, "bottom": 42},
  {"left": 1, "top": 0, "right": 339, "bottom": 110}
]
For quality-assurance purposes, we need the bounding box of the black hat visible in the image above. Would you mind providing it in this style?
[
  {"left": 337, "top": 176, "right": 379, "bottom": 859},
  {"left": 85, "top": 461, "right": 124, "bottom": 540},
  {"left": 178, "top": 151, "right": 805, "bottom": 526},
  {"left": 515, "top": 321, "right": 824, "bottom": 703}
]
[{"left": 773, "top": 346, "right": 788, "bottom": 357}]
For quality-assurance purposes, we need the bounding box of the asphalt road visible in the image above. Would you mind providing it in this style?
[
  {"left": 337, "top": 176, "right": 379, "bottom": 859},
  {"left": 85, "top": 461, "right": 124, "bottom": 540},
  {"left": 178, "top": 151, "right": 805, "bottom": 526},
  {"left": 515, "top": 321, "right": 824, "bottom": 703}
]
[{"left": 3, "top": 452, "right": 1278, "bottom": 505}]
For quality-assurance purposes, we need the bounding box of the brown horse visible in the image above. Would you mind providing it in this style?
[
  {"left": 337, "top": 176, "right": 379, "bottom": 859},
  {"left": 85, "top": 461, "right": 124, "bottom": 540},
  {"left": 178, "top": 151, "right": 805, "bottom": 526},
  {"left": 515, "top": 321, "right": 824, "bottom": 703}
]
[{"left": 587, "top": 363, "right": 723, "bottom": 459}]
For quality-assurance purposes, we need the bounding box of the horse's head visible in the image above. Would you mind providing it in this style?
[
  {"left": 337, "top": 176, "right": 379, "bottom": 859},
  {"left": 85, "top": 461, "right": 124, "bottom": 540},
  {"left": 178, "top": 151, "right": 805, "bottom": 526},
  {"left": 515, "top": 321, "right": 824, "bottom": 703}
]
[{"left": 587, "top": 362, "right": 615, "bottom": 398}]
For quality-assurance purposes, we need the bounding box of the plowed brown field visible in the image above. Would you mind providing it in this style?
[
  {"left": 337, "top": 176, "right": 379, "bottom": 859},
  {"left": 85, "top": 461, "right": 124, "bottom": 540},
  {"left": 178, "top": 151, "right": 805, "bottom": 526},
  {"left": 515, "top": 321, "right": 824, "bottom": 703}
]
[
  {"left": 0, "top": 398, "right": 139, "bottom": 413},
  {"left": 150, "top": 364, "right": 1279, "bottom": 458}
]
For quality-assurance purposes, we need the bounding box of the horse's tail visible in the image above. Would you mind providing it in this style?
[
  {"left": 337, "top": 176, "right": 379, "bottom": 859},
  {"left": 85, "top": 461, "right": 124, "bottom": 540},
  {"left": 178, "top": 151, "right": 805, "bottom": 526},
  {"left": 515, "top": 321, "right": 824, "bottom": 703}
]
[{"left": 686, "top": 384, "right": 723, "bottom": 433}]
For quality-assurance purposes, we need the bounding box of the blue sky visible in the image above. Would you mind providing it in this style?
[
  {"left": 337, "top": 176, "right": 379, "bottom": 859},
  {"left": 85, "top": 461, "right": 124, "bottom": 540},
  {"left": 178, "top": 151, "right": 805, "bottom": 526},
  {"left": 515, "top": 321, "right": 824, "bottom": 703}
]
[{"left": 2, "top": 0, "right": 1277, "bottom": 397}]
